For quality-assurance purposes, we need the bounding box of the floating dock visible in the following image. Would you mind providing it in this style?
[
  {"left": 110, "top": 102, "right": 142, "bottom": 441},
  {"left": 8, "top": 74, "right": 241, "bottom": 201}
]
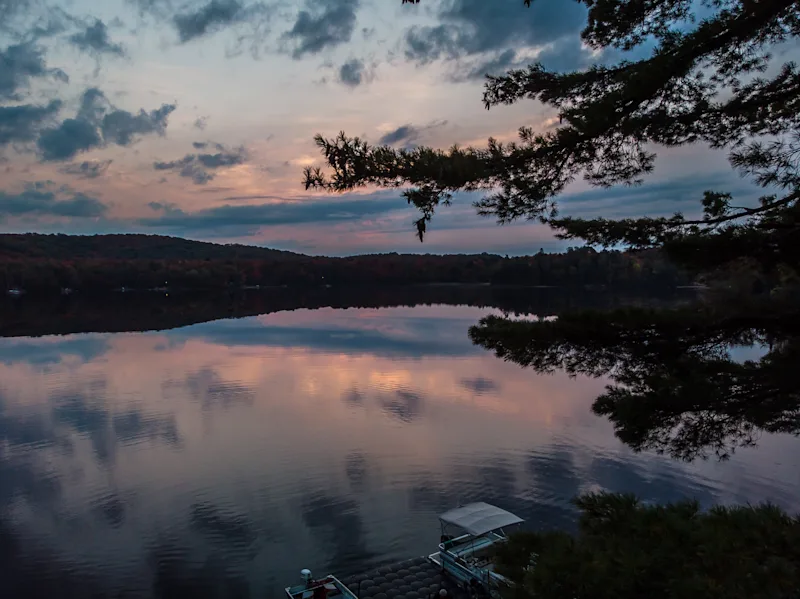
[{"left": 342, "top": 556, "right": 470, "bottom": 599}]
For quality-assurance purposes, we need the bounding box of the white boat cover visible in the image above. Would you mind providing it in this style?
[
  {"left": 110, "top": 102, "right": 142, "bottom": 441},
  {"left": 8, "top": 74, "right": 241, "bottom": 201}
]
[{"left": 439, "top": 502, "right": 523, "bottom": 536}]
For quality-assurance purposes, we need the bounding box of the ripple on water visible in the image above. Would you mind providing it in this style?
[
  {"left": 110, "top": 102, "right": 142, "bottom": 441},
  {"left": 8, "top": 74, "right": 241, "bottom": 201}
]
[{"left": 1, "top": 304, "right": 799, "bottom": 598}]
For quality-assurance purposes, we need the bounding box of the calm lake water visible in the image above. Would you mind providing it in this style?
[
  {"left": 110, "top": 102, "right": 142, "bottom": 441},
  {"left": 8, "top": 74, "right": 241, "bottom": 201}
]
[{"left": 2, "top": 302, "right": 799, "bottom": 598}]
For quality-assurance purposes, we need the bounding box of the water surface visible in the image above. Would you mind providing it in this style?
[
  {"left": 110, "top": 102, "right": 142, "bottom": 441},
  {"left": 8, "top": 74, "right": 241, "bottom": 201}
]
[{"left": 1, "top": 303, "right": 799, "bottom": 598}]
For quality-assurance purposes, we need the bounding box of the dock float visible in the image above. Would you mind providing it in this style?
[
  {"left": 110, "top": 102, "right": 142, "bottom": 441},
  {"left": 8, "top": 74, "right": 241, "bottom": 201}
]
[{"left": 342, "top": 556, "right": 470, "bottom": 599}]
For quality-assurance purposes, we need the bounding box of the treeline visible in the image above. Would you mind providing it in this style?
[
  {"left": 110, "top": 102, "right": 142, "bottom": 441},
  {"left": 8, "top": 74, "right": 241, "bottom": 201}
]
[
  {"left": 0, "top": 234, "right": 692, "bottom": 293},
  {"left": 0, "top": 233, "right": 300, "bottom": 261}
]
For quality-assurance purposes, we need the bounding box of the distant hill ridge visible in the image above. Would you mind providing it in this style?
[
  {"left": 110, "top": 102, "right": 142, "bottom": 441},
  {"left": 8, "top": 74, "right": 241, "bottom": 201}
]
[
  {"left": 0, "top": 233, "right": 692, "bottom": 292},
  {"left": 0, "top": 233, "right": 509, "bottom": 261},
  {"left": 0, "top": 233, "right": 303, "bottom": 261}
]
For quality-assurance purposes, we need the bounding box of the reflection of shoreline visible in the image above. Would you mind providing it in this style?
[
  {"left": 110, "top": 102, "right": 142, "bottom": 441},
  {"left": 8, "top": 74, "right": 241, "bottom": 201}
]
[
  {"left": 1, "top": 302, "right": 798, "bottom": 599},
  {"left": 0, "top": 286, "right": 694, "bottom": 338}
]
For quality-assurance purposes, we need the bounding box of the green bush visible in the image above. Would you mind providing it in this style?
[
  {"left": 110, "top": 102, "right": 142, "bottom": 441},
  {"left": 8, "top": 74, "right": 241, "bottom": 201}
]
[{"left": 495, "top": 492, "right": 800, "bottom": 599}]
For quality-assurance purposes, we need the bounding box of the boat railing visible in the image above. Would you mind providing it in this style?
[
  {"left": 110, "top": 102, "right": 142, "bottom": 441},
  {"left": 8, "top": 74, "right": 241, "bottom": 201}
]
[
  {"left": 440, "top": 530, "right": 506, "bottom": 555},
  {"left": 440, "top": 532, "right": 473, "bottom": 552},
  {"left": 285, "top": 574, "right": 358, "bottom": 599}
]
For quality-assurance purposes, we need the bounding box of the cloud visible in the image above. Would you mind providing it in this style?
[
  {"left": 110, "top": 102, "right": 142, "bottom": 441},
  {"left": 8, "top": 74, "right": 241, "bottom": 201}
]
[
  {"left": 160, "top": 159, "right": 214, "bottom": 184},
  {"left": 0, "top": 100, "right": 61, "bottom": 146},
  {"left": 404, "top": 25, "right": 458, "bottom": 65},
  {"left": 153, "top": 144, "right": 246, "bottom": 185},
  {"left": 535, "top": 36, "right": 593, "bottom": 73},
  {"left": 192, "top": 141, "right": 207, "bottom": 149},
  {"left": 378, "top": 120, "right": 447, "bottom": 148},
  {"left": 0, "top": 182, "right": 108, "bottom": 219},
  {"left": 379, "top": 124, "right": 417, "bottom": 146},
  {"left": 173, "top": 314, "right": 479, "bottom": 358},
  {"left": 0, "top": 43, "right": 69, "bottom": 100},
  {"left": 21, "top": 5, "right": 80, "bottom": 41},
  {"left": 557, "top": 170, "right": 763, "bottom": 220},
  {"left": 0, "top": 0, "right": 29, "bottom": 20},
  {"left": 402, "top": 0, "right": 588, "bottom": 78},
  {"left": 58, "top": 159, "right": 112, "bottom": 179},
  {"left": 460, "top": 48, "right": 519, "bottom": 80},
  {"left": 75, "top": 86, "right": 109, "bottom": 124},
  {"left": 101, "top": 103, "right": 175, "bottom": 145},
  {"left": 196, "top": 148, "right": 245, "bottom": 167},
  {"left": 127, "top": 0, "right": 276, "bottom": 49},
  {"left": 139, "top": 193, "right": 411, "bottom": 235},
  {"left": 36, "top": 118, "right": 102, "bottom": 161},
  {"left": 126, "top": 0, "right": 170, "bottom": 15},
  {"left": 284, "top": 0, "right": 360, "bottom": 58},
  {"left": 69, "top": 19, "right": 126, "bottom": 57},
  {"left": 193, "top": 117, "right": 208, "bottom": 130},
  {"left": 456, "top": 40, "right": 591, "bottom": 81},
  {"left": 460, "top": 376, "right": 500, "bottom": 395},
  {"left": 36, "top": 88, "right": 176, "bottom": 161},
  {"left": 0, "top": 337, "right": 109, "bottom": 366},
  {"left": 338, "top": 58, "right": 373, "bottom": 88},
  {"left": 173, "top": 0, "right": 243, "bottom": 43},
  {"left": 2, "top": 1, "right": 80, "bottom": 44}
]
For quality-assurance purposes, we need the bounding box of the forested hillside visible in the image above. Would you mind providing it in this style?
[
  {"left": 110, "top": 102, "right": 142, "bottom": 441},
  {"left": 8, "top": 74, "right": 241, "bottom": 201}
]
[
  {"left": 0, "top": 234, "right": 301, "bottom": 261},
  {"left": 0, "top": 234, "right": 691, "bottom": 292}
]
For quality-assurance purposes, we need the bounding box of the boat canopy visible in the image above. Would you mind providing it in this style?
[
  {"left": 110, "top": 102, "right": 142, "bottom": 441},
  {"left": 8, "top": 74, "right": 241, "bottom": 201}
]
[{"left": 439, "top": 502, "right": 523, "bottom": 536}]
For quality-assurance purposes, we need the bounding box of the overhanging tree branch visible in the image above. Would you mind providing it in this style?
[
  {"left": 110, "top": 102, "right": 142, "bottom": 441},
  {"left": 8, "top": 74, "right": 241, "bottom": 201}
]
[{"left": 308, "top": 0, "right": 800, "bottom": 260}]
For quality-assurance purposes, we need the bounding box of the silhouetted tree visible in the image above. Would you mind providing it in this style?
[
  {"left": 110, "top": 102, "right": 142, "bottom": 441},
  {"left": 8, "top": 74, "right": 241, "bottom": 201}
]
[
  {"left": 303, "top": 0, "right": 800, "bottom": 463},
  {"left": 495, "top": 492, "right": 800, "bottom": 599},
  {"left": 305, "top": 2, "right": 800, "bottom": 586},
  {"left": 306, "top": 0, "right": 799, "bottom": 281},
  {"left": 303, "top": 0, "right": 800, "bottom": 453}
]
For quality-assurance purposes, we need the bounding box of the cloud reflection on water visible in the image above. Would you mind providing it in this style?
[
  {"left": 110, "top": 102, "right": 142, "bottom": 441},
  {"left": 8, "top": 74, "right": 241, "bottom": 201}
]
[{"left": 0, "top": 304, "right": 797, "bottom": 598}]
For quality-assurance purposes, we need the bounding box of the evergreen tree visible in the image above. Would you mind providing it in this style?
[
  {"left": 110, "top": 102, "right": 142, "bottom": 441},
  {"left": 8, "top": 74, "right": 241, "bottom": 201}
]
[
  {"left": 305, "top": 0, "right": 799, "bottom": 283},
  {"left": 305, "top": 3, "right": 800, "bottom": 590},
  {"left": 494, "top": 492, "right": 800, "bottom": 599},
  {"left": 305, "top": 2, "right": 800, "bottom": 462}
]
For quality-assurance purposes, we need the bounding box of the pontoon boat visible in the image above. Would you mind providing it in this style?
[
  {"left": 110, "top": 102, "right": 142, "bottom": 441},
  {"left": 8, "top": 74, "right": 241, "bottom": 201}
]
[{"left": 428, "top": 502, "right": 523, "bottom": 595}]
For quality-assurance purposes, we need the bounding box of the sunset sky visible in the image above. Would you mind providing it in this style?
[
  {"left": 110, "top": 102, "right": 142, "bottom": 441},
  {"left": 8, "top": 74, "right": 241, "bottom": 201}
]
[{"left": 0, "top": 0, "right": 768, "bottom": 255}]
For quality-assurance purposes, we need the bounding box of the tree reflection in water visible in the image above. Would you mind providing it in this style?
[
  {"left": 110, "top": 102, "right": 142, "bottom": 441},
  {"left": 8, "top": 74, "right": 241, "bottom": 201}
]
[{"left": 471, "top": 298, "right": 800, "bottom": 460}]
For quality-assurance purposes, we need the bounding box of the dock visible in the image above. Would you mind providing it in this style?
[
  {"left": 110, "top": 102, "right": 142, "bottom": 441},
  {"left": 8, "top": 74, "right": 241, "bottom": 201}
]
[{"left": 342, "top": 556, "right": 471, "bottom": 599}]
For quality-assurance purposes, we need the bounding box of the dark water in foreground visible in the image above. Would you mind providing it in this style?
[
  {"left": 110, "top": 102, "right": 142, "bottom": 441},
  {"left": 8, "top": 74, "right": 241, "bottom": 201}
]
[{"left": 1, "top": 303, "right": 799, "bottom": 598}]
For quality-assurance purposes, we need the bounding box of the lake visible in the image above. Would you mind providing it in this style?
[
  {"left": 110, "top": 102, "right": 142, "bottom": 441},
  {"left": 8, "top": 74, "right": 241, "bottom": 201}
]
[{"left": 1, "top": 298, "right": 799, "bottom": 598}]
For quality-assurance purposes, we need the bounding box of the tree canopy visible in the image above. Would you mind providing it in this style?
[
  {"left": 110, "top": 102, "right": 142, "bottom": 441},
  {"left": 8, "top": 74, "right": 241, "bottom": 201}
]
[
  {"left": 306, "top": 0, "right": 799, "bottom": 279},
  {"left": 302, "top": 1, "right": 800, "bottom": 590},
  {"left": 495, "top": 492, "right": 800, "bottom": 599},
  {"left": 305, "top": 0, "right": 800, "bottom": 464}
]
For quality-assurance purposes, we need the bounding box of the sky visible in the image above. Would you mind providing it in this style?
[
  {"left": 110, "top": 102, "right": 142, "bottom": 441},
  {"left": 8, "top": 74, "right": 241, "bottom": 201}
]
[{"left": 0, "top": 0, "right": 771, "bottom": 255}]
